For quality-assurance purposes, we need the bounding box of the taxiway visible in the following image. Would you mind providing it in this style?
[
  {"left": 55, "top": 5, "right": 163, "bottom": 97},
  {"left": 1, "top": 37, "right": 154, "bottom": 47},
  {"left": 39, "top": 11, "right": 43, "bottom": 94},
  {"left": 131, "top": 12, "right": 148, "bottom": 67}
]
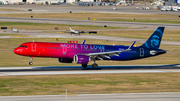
[{"left": 0, "top": 92, "right": 180, "bottom": 101}]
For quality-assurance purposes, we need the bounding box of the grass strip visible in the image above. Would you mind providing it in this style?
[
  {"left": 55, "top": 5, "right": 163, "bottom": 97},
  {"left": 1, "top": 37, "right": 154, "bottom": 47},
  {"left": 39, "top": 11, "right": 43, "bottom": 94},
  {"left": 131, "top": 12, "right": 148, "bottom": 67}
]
[
  {"left": 0, "top": 13, "right": 179, "bottom": 24},
  {"left": 0, "top": 73, "right": 180, "bottom": 96},
  {"left": 0, "top": 21, "right": 125, "bottom": 30}
]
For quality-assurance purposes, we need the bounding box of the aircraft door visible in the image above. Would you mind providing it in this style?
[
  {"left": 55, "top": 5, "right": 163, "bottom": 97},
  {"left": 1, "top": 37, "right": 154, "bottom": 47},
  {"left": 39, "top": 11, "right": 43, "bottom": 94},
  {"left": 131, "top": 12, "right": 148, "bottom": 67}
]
[
  {"left": 140, "top": 48, "right": 144, "bottom": 57},
  {"left": 62, "top": 44, "right": 67, "bottom": 55},
  {"left": 31, "top": 43, "right": 36, "bottom": 52}
]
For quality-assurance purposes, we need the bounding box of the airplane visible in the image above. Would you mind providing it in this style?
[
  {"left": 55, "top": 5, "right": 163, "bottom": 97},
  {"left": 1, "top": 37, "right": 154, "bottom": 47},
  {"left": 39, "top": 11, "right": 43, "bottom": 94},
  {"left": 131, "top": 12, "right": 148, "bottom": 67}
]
[
  {"left": 11, "top": 27, "right": 19, "bottom": 33},
  {"left": 14, "top": 27, "right": 166, "bottom": 69},
  {"left": 69, "top": 26, "right": 80, "bottom": 35}
]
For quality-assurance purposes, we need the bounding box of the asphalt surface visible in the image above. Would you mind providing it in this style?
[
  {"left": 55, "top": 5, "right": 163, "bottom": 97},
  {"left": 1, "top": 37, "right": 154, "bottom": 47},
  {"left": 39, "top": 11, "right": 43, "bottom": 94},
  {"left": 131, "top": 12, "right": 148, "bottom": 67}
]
[
  {"left": 0, "top": 64, "right": 180, "bottom": 76},
  {"left": 0, "top": 92, "right": 180, "bottom": 101}
]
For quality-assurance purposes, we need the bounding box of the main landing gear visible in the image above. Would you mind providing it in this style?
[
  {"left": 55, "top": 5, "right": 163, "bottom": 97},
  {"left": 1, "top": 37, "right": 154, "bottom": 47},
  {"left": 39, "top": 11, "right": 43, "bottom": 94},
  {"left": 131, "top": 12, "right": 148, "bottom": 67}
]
[
  {"left": 81, "top": 63, "right": 98, "bottom": 69},
  {"left": 81, "top": 58, "right": 98, "bottom": 69},
  {"left": 82, "top": 64, "right": 87, "bottom": 69},
  {"left": 92, "top": 63, "right": 98, "bottom": 69},
  {"left": 92, "top": 57, "right": 98, "bottom": 69},
  {"left": 29, "top": 57, "right": 33, "bottom": 65}
]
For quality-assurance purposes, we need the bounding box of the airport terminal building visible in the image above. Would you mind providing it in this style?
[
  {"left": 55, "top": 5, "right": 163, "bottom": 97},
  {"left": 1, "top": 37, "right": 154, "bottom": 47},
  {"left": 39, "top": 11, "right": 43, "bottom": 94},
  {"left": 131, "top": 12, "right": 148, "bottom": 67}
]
[{"left": 0, "top": 0, "right": 97, "bottom": 4}]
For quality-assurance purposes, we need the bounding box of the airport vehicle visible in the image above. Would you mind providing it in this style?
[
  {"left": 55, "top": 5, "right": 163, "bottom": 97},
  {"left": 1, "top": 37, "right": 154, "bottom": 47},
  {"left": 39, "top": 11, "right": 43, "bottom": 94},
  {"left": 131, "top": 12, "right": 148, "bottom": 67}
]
[
  {"left": 14, "top": 27, "right": 166, "bottom": 68},
  {"left": 69, "top": 26, "right": 80, "bottom": 35},
  {"left": 172, "top": 6, "right": 179, "bottom": 12}
]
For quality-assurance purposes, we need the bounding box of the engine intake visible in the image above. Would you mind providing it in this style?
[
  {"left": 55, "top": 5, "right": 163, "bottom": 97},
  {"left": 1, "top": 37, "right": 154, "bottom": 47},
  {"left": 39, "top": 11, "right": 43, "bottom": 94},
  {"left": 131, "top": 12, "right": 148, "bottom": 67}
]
[{"left": 74, "top": 55, "right": 91, "bottom": 64}]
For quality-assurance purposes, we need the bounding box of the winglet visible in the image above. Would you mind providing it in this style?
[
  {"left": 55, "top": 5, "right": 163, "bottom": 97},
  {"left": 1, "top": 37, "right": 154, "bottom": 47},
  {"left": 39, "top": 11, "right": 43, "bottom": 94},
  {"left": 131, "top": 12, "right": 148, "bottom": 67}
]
[
  {"left": 82, "top": 40, "right": 86, "bottom": 44},
  {"left": 128, "top": 41, "right": 136, "bottom": 50}
]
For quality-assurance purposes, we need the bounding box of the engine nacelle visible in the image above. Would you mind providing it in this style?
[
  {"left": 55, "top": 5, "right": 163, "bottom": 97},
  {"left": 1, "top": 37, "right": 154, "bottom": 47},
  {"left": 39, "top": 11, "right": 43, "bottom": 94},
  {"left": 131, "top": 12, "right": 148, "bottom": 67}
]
[
  {"left": 58, "top": 58, "right": 73, "bottom": 63},
  {"left": 74, "top": 55, "right": 91, "bottom": 64}
]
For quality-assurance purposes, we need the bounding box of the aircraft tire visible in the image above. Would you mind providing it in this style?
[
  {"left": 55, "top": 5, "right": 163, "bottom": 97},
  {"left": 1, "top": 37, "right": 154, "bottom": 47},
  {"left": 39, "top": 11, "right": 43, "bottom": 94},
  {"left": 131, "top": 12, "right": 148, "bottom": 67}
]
[
  {"left": 92, "top": 63, "right": 98, "bottom": 69},
  {"left": 82, "top": 64, "right": 87, "bottom": 68},
  {"left": 29, "top": 62, "right": 33, "bottom": 65}
]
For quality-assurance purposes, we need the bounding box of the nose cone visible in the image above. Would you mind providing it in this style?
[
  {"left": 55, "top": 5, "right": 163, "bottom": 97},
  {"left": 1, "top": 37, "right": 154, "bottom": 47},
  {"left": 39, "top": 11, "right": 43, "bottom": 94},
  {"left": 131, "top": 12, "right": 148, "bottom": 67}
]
[
  {"left": 13, "top": 48, "right": 21, "bottom": 55},
  {"left": 13, "top": 48, "right": 18, "bottom": 54}
]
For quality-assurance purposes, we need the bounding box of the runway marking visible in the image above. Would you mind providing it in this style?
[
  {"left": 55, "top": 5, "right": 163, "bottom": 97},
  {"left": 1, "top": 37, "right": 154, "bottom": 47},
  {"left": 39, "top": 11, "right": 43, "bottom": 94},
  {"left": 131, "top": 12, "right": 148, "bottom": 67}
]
[
  {"left": 1, "top": 70, "right": 167, "bottom": 76},
  {"left": 0, "top": 64, "right": 179, "bottom": 76}
]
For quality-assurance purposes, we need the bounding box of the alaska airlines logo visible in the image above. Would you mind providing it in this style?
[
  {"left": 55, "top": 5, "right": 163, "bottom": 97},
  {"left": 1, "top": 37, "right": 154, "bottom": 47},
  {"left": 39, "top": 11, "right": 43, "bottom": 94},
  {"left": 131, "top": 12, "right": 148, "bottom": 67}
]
[
  {"left": 150, "top": 35, "right": 160, "bottom": 47},
  {"left": 144, "top": 29, "right": 162, "bottom": 49}
]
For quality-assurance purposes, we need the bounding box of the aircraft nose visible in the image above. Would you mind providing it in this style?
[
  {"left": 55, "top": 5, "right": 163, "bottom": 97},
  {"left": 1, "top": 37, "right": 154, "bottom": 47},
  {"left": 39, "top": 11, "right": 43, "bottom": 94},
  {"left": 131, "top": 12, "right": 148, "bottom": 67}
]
[{"left": 13, "top": 48, "right": 22, "bottom": 55}]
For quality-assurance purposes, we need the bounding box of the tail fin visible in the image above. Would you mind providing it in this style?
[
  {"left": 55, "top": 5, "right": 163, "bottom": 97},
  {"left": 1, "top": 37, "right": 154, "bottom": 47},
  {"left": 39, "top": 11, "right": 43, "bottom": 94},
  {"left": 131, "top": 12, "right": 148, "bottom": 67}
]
[
  {"left": 140, "top": 27, "right": 165, "bottom": 49},
  {"left": 70, "top": 26, "right": 72, "bottom": 31}
]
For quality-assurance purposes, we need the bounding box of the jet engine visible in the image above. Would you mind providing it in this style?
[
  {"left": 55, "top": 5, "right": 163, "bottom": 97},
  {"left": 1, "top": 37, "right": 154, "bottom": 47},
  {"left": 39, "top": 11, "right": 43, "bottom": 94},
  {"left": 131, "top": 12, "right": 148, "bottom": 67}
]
[
  {"left": 58, "top": 58, "right": 73, "bottom": 63},
  {"left": 74, "top": 55, "right": 91, "bottom": 64}
]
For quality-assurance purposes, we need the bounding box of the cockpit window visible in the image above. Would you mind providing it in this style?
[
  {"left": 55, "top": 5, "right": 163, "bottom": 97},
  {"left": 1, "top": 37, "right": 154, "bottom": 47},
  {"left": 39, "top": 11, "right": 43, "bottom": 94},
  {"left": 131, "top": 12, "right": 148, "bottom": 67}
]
[{"left": 19, "top": 45, "right": 27, "bottom": 48}]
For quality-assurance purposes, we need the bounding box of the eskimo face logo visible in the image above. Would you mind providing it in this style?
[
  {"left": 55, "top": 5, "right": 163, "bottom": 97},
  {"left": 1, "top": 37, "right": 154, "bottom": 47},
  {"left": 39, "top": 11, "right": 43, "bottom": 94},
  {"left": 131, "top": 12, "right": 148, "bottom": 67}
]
[{"left": 150, "top": 35, "right": 159, "bottom": 47}]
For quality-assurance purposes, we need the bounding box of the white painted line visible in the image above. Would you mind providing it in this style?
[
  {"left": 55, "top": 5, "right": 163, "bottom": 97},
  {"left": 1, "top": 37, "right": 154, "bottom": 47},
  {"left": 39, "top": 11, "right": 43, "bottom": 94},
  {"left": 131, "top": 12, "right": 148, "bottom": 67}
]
[{"left": 2, "top": 70, "right": 167, "bottom": 76}]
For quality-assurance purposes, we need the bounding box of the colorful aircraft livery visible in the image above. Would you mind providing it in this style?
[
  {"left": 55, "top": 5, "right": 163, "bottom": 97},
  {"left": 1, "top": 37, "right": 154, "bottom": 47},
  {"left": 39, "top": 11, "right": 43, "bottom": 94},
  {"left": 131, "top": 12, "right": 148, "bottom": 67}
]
[{"left": 14, "top": 27, "right": 166, "bottom": 68}]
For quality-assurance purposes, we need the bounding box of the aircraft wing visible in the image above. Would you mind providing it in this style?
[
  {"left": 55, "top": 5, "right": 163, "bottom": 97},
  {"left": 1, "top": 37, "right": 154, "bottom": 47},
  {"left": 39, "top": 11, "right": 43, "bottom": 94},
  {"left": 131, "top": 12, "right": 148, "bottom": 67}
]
[{"left": 80, "top": 41, "right": 136, "bottom": 60}]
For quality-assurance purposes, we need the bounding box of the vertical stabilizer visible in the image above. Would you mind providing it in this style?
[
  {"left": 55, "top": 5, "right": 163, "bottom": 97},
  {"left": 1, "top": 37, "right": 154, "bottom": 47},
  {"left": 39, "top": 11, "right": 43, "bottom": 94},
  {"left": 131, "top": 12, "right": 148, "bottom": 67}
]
[
  {"left": 140, "top": 27, "right": 165, "bottom": 49},
  {"left": 70, "top": 26, "right": 72, "bottom": 31}
]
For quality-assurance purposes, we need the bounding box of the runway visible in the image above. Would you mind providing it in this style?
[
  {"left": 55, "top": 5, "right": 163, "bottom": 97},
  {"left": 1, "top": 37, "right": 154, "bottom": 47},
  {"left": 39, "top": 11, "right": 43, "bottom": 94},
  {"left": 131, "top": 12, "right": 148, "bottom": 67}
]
[
  {"left": 0, "top": 17, "right": 180, "bottom": 30},
  {"left": 0, "top": 92, "right": 180, "bottom": 101},
  {"left": 0, "top": 64, "right": 180, "bottom": 76}
]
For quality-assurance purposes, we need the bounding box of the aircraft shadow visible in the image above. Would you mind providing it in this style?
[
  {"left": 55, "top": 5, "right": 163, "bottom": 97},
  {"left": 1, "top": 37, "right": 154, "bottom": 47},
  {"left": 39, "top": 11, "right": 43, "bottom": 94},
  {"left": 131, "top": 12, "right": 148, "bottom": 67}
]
[{"left": 1, "top": 64, "right": 180, "bottom": 72}]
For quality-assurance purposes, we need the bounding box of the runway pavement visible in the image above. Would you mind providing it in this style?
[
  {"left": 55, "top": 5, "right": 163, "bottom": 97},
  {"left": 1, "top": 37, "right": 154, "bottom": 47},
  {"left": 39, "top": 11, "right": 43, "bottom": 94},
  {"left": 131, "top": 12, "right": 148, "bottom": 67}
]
[
  {"left": 0, "top": 17, "right": 180, "bottom": 30},
  {"left": 0, "top": 92, "right": 180, "bottom": 101},
  {"left": 0, "top": 64, "right": 180, "bottom": 76}
]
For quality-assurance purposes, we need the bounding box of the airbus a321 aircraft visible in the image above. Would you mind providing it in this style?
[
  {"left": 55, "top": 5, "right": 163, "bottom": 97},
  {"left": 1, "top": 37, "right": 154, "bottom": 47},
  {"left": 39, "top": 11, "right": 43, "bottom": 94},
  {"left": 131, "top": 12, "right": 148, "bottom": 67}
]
[{"left": 14, "top": 27, "right": 166, "bottom": 68}]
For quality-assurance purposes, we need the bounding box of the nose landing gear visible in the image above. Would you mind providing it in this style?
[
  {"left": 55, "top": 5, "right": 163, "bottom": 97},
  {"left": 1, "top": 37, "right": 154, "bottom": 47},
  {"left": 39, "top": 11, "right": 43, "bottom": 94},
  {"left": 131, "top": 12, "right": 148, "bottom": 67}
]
[{"left": 29, "top": 57, "right": 33, "bottom": 65}]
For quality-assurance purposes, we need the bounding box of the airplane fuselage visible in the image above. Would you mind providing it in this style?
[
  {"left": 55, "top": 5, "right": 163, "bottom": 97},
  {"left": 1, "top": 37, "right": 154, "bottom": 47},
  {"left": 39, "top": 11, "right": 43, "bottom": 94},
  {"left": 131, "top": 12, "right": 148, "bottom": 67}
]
[{"left": 14, "top": 42, "right": 166, "bottom": 61}]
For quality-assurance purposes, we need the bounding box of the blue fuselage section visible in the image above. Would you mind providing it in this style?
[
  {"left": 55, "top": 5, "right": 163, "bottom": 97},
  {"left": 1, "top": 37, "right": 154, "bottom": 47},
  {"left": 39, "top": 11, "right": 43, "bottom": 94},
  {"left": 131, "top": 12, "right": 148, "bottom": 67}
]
[{"left": 101, "top": 45, "right": 166, "bottom": 61}]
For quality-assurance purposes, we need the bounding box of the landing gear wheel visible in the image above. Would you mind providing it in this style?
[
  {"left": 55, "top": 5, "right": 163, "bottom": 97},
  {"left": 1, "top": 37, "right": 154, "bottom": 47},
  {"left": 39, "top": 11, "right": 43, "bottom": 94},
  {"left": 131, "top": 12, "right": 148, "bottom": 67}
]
[
  {"left": 29, "top": 62, "right": 33, "bottom": 65},
  {"left": 92, "top": 63, "right": 98, "bottom": 69},
  {"left": 82, "top": 64, "right": 87, "bottom": 68},
  {"left": 29, "top": 57, "right": 33, "bottom": 65}
]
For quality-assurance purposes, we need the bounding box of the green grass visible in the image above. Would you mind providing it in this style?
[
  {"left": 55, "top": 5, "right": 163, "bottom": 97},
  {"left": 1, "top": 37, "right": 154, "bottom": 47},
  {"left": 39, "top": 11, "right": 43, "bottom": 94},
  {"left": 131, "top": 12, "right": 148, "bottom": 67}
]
[
  {"left": 0, "top": 21, "right": 127, "bottom": 30},
  {"left": 99, "top": 19, "right": 180, "bottom": 24},
  {"left": 0, "top": 73, "right": 180, "bottom": 96},
  {"left": 0, "top": 34, "right": 20, "bottom": 36},
  {"left": 0, "top": 13, "right": 180, "bottom": 24}
]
